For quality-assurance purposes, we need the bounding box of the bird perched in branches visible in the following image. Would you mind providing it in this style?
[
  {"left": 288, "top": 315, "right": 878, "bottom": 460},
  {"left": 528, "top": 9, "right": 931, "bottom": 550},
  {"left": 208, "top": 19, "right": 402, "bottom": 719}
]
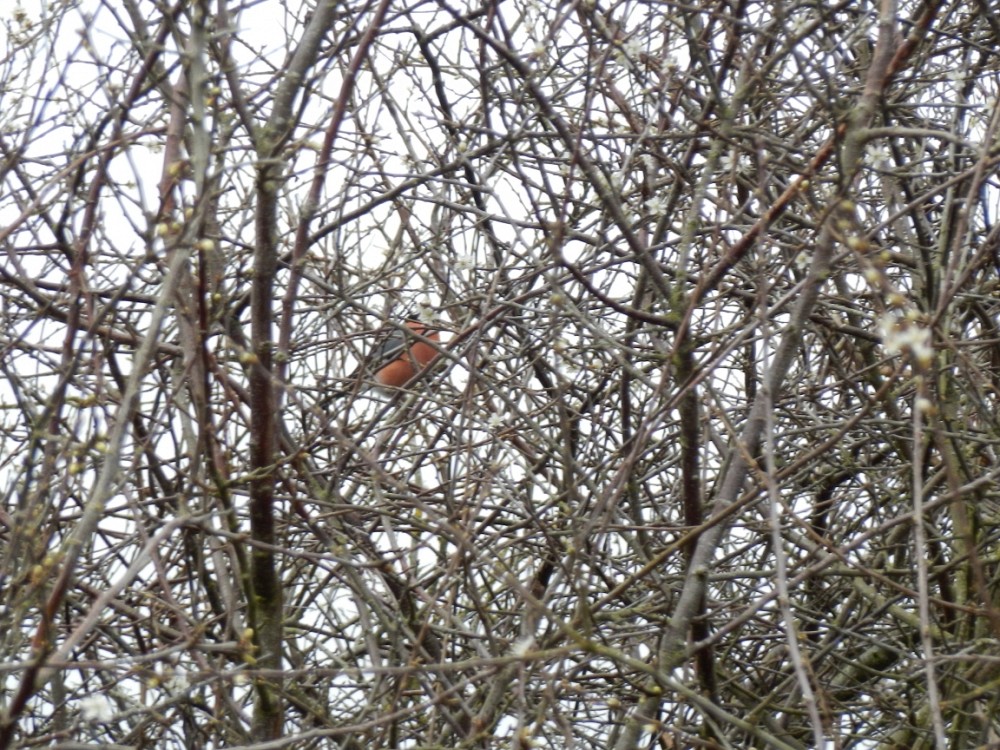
[
  {"left": 368, "top": 319, "right": 441, "bottom": 389},
  {"left": 334, "top": 316, "right": 442, "bottom": 396}
]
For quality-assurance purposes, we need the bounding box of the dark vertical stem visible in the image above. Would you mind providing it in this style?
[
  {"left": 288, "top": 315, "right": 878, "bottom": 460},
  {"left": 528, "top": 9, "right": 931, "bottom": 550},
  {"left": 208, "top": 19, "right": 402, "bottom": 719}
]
[{"left": 245, "top": 1, "right": 342, "bottom": 739}]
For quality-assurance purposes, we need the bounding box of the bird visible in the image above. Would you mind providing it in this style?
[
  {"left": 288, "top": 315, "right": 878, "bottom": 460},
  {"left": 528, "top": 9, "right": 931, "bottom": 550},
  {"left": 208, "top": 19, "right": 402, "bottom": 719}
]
[
  {"left": 370, "top": 319, "right": 441, "bottom": 389},
  {"left": 334, "top": 317, "right": 442, "bottom": 396}
]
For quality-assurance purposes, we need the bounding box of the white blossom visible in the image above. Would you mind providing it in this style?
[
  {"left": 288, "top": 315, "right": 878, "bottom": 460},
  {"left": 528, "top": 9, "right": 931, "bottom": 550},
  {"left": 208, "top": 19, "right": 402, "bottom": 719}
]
[
  {"left": 510, "top": 636, "right": 535, "bottom": 656},
  {"left": 878, "top": 312, "right": 932, "bottom": 365},
  {"left": 644, "top": 195, "right": 667, "bottom": 216},
  {"left": 79, "top": 694, "right": 114, "bottom": 722}
]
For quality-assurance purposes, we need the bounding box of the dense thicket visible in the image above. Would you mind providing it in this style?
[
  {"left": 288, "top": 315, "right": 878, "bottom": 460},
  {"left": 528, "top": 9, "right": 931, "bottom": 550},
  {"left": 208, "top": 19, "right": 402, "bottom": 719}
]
[{"left": 1, "top": 1, "right": 998, "bottom": 747}]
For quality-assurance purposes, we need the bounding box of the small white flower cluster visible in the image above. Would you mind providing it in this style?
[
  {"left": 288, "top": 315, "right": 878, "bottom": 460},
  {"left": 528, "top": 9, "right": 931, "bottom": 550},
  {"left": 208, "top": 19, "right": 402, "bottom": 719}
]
[
  {"left": 414, "top": 301, "right": 437, "bottom": 326},
  {"left": 865, "top": 143, "right": 891, "bottom": 166},
  {"left": 877, "top": 311, "right": 933, "bottom": 367},
  {"left": 644, "top": 195, "right": 667, "bottom": 216},
  {"left": 79, "top": 694, "right": 115, "bottom": 723}
]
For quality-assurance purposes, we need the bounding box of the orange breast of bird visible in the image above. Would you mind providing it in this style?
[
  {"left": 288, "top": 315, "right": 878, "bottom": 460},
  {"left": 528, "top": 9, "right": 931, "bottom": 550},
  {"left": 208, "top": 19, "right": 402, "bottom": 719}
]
[{"left": 373, "top": 322, "right": 441, "bottom": 389}]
